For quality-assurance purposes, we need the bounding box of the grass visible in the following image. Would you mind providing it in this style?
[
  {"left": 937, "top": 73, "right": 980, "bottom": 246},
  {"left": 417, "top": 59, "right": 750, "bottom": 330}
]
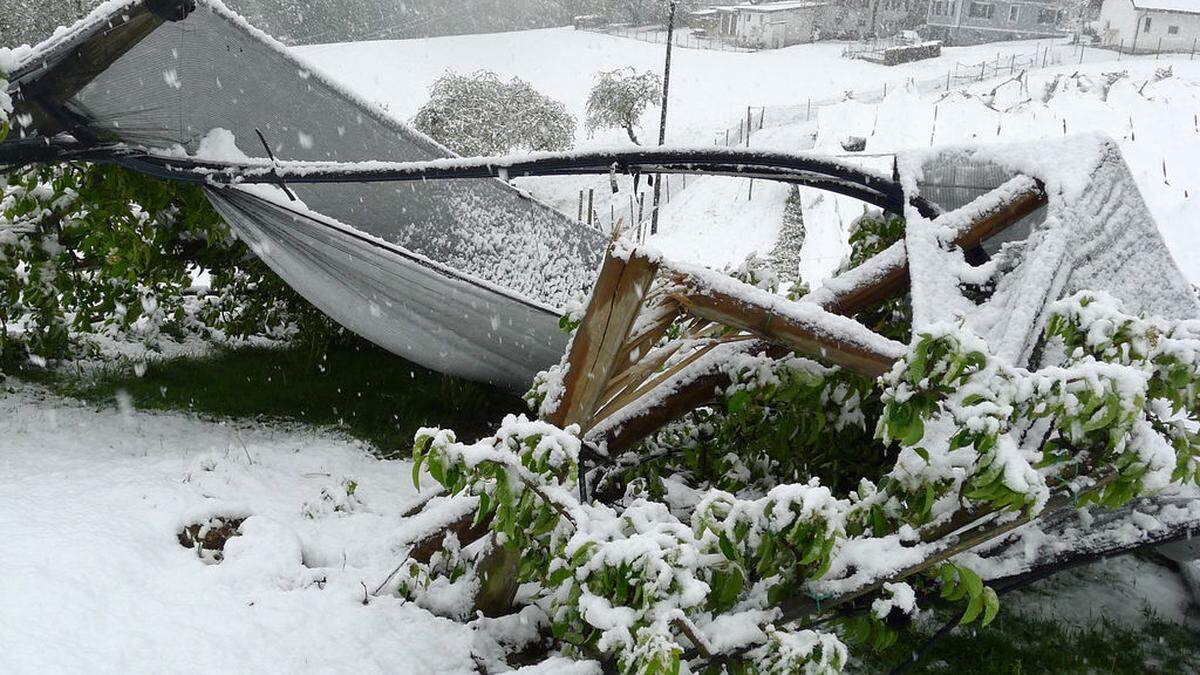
[
  {"left": 857, "top": 604, "right": 1200, "bottom": 674},
  {"left": 13, "top": 336, "right": 524, "bottom": 457}
]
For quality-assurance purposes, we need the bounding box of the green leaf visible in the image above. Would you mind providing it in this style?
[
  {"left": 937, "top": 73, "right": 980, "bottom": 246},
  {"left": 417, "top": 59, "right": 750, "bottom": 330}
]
[
  {"left": 718, "top": 532, "right": 739, "bottom": 562},
  {"left": 981, "top": 586, "right": 1000, "bottom": 626},
  {"left": 727, "top": 390, "right": 751, "bottom": 414},
  {"left": 960, "top": 587, "right": 984, "bottom": 625},
  {"left": 899, "top": 414, "right": 925, "bottom": 447}
]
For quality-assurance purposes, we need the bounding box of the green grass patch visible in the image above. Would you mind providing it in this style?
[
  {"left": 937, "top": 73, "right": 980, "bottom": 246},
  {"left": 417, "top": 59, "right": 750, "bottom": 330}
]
[
  {"left": 15, "top": 337, "right": 523, "bottom": 457},
  {"left": 858, "top": 605, "right": 1199, "bottom": 674}
]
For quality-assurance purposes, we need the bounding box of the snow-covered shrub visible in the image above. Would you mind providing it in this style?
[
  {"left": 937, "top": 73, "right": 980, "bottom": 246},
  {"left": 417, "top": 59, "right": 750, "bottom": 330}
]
[
  {"left": 584, "top": 67, "right": 662, "bottom": 146},
  {"left": 0, "top": 162, "right": 344, "bottom": 367},
  {"left": 405, "top": 261, "right": 1200, "bottom": 672},
  {"left": 838, "top": 210, "right": 911, "bottom": 342},
  {"left": 412, "top": 70, "right": 576, "bottom": 157}
]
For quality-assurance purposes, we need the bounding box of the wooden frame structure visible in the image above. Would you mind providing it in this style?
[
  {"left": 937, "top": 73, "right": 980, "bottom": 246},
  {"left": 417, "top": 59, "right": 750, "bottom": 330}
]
[{"left": 548, "top": 176, "right": 1048, "bottom": 454}]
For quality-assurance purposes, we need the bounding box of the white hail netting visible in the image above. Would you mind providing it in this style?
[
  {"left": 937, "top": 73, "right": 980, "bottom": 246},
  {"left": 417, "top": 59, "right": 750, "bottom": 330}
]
[
  {"left": 9, "top": 0, "right": 605, "bottom": 387},
  {"left": 897, "top": 137, "right": 1198, "bottom": 366}
]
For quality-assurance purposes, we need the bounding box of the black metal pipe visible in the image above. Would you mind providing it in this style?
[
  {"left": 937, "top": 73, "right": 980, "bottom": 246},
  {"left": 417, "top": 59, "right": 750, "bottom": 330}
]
[
  {"left": 122, "top": 147, "right": 943, "bottom": 218},
  {"left": 0, "top": 140, "right": 942, "bottom": 218}
]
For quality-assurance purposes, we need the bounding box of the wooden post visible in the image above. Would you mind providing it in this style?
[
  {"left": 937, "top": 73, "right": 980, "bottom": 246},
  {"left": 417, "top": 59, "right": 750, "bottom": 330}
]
[
  {"left": 746, "top": 107, "right": 754, "bottom": 200},
  {"left": 13, "top": 3, "right": 184, "bottom": 138},
  {"left": 547, "top": 247, "right": 661, "bottom": 430},
  {"left": 587, "top": 188, "right": 594, "bottom": 226},
  {"left": 578, "top": 190, "right": 584, "bottom": 222},
  {"left": 673, "top": 287, "right": 901, "bottom": 376}
]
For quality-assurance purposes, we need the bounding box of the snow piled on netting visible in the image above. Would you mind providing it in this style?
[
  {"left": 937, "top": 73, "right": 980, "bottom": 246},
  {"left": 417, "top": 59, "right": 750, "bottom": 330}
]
[
  {"left": 6, "top": 0, "right": 607, "bottom": 386},
  {"left": 897, "top": 134, "right": 1198, "bottom": 364}
]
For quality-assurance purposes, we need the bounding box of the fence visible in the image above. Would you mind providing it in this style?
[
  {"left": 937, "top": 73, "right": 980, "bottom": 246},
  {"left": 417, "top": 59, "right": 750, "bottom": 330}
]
[
  {"left": 713, "top": 41, "right": 1079, "bottom": 145},
  {"left": 1101, "top": 36, "right": 1200, "bottom": 59},
  {"left": 581, "top": 24, "right": 757, "bottom": 52},
  {"left": 841, "top": 34, "right": 912, "bottom": 58}
]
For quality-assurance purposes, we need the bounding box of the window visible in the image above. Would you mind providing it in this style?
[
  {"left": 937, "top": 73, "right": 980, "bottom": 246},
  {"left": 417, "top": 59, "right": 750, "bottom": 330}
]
[
  {"left": 932, "top": 0, "right": 946, "bottom": 15},
  {"left": 968, "top": 2, "right": 995, "bottom": 19},
  {"left": 1169, "top": 24, "right": 1180, "bottom": 34},
  {"left": 1145, "top": 16, "right": 1152, "bottom": 31},
  {"left": 1038, "top": 7, "right": 1057, "bottom": 23},
  {"left": 1008, "top": 5, "right": 1019, "bottom": 21}
]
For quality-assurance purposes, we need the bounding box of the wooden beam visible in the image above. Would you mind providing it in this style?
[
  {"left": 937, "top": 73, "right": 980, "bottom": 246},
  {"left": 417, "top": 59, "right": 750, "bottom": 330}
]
[
  {"left": 587, "top": 178, "right": 1047, "bottom": 453},
  {"left": 546, "top": 246, "right": 660, "bottom": 429},
  {"left": 675, "top": 288, "right": 902, "bottom": 377},
  {"left": 812, "top": 177, "right": 1046, "bottom": 315},
  {"left": 11, "top": 2, "right": 193, "bottom": 138}
]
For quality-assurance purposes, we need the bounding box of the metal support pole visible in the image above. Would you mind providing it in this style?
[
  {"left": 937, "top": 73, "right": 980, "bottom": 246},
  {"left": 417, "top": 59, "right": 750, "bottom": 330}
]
[{"left": 649, "top": 1, "right": 676, "bottom": 236}]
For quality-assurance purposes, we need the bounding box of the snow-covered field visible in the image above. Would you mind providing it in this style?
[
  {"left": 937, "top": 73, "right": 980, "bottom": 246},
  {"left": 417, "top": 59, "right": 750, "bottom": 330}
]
[
  {"left": 298, "top": 30, "right": 1200, "bottom": 286},
  {"left": 1, "top": 386, "right": 1192, "bottom": 672}
]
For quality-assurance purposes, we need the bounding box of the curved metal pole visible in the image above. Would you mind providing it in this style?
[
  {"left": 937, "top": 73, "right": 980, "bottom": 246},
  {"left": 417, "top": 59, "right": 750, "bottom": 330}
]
[{"left": 0, "top": 139, "right": 943, "bottom": 218}]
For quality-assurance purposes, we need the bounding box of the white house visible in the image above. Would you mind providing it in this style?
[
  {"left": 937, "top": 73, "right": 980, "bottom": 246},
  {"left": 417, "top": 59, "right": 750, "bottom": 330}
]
[
  {"left": 713, "top": 1, "right": 828, "bottom": 47},
  {"left": 1098, "top": 0, "right": 1200, "bottom": 52}
]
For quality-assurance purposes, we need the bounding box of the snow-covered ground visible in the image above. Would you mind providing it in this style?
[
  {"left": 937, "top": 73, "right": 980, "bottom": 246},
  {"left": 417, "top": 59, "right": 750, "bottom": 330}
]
[
  {"left": 0, "top": 385, "right": 486, "bottom": 673},
  {"left": 297, "top": 31, "right": 1200, "bottom": 287},
  {"left": 295, "top": 29, "right": 1105, "bottom": 149},
  {"left": 0, "top": 383, "right": 1192, "bottom": 672}
]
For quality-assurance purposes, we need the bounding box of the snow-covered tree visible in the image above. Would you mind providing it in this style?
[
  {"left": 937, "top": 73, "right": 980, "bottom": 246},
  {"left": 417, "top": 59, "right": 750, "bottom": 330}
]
[
  {"left": 412, "top": 70, "right": 575, "bottom": 157},
  {"left": 400, "top": 213, "right": 1200, "bottom": 673},
  {"left": 584, "top": 67, "right": 662, "bottom": 146},
  {"left": 0, "top": 159, "right": 344, "bottom": 367}
]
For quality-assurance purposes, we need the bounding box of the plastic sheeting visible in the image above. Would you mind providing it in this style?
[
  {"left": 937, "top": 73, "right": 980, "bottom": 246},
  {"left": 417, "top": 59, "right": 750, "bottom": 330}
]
[
  {"left": 901, "top": 139, "right": 1199, "bottom": 365},
  {"left": 9, "top": 0, "right": 605, "bottom": 387},
  {"left": 207, "top": 187, "right": 570, "bottom": 385}
]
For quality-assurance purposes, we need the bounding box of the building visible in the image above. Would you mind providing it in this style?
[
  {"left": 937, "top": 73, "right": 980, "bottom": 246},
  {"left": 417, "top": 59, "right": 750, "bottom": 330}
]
[
  {"left": 925, "top": 0, "right": 1068, "bottom": 43},
  {"left": 820, "top": 0, "right": 926, "bottom": 39},
  {"left": 711, "top": 1, "right": 828, "bottom": 47},
  {"left": 1098, "top": 0, "right": 1200, "bottom": 53}
]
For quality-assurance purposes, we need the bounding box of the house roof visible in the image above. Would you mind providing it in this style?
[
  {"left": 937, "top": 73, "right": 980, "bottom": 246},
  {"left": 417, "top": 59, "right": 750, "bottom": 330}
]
[
  {"left": 713, "top": 1, "right": 827, "bottom": 12},
  {"left": 1131, "top": 0, "right": 1200, "bottom": 14}
]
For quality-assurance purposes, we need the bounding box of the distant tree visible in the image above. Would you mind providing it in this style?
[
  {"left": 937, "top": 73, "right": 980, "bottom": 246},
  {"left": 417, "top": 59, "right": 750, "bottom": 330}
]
[
  {"left": 584, "top": 67, "right": 662, "bottom": 145},
  {"left": 413, "top": 70, "right": 575, "bottom": 157}
]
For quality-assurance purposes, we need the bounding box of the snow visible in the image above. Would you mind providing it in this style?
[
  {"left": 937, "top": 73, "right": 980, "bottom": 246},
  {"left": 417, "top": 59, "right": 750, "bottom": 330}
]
[
  {"left": 295, "top": 31, "right": 1200, "bottom": 289},
  {"left": 0, "top": 384, "right": 481, "bottom": 673}
]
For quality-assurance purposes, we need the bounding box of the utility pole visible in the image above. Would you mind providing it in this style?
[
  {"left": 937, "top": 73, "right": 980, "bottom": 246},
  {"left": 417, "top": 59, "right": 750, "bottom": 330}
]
[{"left": 650, "top": 1, "right": 676, "bottom": 236}]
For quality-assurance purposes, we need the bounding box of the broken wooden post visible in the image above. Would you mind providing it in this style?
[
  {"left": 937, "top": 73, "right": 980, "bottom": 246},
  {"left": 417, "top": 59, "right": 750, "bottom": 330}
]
[
  {"left": 546, "top": 245, "right": 661, "bottom": 430},
  {"left": 586, "top": 176, "right": 1048, "bottom": 454}
]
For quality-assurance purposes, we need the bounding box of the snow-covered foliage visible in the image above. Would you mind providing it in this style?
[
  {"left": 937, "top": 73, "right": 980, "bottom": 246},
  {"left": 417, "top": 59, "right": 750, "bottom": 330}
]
[
  {"left": 0, "top": 163, "right": 341, "bottom": 366},
  {"left": 407, "top": 258, "right": 1200, "bottom": 672},
  {"left": 584, "top": 67, "right": 662, "bottom": 146},
  {"left": 413, "top": 70, "right": 575, "bottom": 157}
]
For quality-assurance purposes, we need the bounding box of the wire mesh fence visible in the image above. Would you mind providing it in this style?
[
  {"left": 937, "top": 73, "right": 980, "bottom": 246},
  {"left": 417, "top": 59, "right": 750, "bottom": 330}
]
[
  {"left": 712, "top": 41, "right": 1085, "bottom": 146},
  {"left": 580, "top": 24, "right": 758, "bottom": 52}
]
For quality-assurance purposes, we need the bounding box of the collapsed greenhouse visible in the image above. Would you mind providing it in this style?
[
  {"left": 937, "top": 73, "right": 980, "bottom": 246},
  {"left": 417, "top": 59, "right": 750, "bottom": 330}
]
[{"left": 5, "top": 0, "right": 1200, "bottom": 670}]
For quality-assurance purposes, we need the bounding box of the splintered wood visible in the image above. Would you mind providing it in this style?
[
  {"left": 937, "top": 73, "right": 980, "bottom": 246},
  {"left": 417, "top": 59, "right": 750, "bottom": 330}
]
[{"left": 547, "top": 178, "right": 1048, "bottom": 450}]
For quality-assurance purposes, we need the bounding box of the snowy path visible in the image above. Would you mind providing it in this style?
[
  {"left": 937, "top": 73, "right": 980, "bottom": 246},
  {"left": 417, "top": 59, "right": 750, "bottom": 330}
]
[{"left": 0, "top": 386, "right": 478, "bottom": 674}]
